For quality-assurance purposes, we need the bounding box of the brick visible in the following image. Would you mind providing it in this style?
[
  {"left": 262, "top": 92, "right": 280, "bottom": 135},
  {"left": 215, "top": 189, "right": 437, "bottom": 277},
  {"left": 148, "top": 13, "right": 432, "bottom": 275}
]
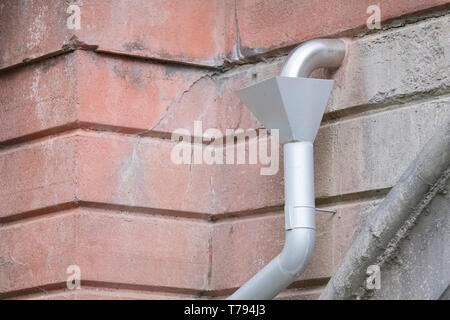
[
  {"left": 0, "top": 54, "right": 79, "bottom": 143},
  {"left": 75, "top": 131, "right": 217, "bottom": 214},
  {"left": 212, "top": 152, "right": 284, "bottom": 214},
  {"left": 0, "top": 134, "right": 78, "bottom": 219},
  {"left": 2, "top": 97, "right": 447, "bottom": 219},
  {"left": 0, "top": 48, "right": 259, "bottom": 144},
  {"left": 0, "top": 0, "right": 70, "bottom": 70},
  {"left": 147, "top": 73, "right": 221, "bottom": 135},
  {"left": 75, "top": 51, "right": 207, "bottom": 133},
  {"left": 0, "top": 131, "right": 217, "bottom": 219},
  {"left": 75, "top": 210, "right": 210, "bottom": 290},
  {"left": 0, "top": 51, "right": 208, "bottom": 144},
  {"left": 0, "top": 0, "right": 227, "bottom": 70},
  {"left": 79, "top": 0, "right": 227, "bottom": 66},
  {"left": 0, "top": 213, "right": 78, "bottom": 294},
  {"left": 232, "top": 0, "right": 450, "bottom": 60},
  {"left": 209, "top": 211, "right": 334, "bottom": 291},
  {"left": 0, "top": 208, "right": 211, "bottom": 294}
]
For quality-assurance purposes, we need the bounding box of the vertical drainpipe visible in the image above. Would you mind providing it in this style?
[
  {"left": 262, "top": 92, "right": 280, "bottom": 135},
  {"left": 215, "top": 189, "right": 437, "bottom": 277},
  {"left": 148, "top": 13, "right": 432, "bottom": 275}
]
[{"left": 228, "top": 39, "right": 346, "bottom": 300}]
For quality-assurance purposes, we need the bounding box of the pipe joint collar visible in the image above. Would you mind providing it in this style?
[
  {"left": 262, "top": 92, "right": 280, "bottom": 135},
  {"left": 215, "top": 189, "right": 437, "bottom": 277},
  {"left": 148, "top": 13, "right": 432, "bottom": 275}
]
[{"left": 285, "top": 206, "right": 316, "bottom": 230}]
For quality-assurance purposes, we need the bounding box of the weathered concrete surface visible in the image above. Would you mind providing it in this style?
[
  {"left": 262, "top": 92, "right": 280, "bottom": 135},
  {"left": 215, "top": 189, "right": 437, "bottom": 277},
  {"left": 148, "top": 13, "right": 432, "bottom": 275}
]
[
  {"left": 320, "top": 123, "right": 450, "bottom": 300},
  {"left": 440, "top": 286, "right": 450, "bottom": 300},
  {"left": 327, "top": 13, "right": 450, "bottom": 114},
  {"left": 369, "top": 175, "right": 449, "bottom": 299}
]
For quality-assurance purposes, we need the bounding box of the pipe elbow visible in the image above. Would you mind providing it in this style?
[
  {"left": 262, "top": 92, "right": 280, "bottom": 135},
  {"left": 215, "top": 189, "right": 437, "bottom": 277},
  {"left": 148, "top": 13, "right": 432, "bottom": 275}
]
[
  {"left": 228, "top": 227, "right": 316, "bottom": 300},
  {"left": 278, "top": 228, "right": 315, "bottom": 277},
  {"left": 280, "top": 39, "right": 346, "bottom": 78}
]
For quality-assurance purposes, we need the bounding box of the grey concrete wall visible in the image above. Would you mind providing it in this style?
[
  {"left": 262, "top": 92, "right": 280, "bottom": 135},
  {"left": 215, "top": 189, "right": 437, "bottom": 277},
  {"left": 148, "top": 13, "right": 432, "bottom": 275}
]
[
  {"left": 320, "top": 121, "right": 450, "bottom": 300},
  {"left": 369, "top": 177, "right": 449, "bottom": 300}
]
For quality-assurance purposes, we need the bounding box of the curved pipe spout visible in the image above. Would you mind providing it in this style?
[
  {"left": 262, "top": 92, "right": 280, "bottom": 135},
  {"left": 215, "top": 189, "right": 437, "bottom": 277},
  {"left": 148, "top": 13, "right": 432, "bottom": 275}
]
[
  {"left": 229, "top": 39, "right": 346, "bottom": 300},
  {"left": 281, "top": 39, "right": 346, "bottom": 78}
]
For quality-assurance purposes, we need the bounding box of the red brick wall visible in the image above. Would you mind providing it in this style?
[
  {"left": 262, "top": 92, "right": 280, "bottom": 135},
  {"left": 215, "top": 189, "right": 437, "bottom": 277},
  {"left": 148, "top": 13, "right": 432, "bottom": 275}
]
[{"left": 1, "top": 0, "right": 449, "bottom": 299}]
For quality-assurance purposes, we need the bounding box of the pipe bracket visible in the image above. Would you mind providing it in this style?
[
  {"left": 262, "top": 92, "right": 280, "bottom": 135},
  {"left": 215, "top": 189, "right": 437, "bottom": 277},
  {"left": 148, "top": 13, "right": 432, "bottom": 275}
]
[{"left": 315, "top": 208, "right": 337, "bottom": 214}]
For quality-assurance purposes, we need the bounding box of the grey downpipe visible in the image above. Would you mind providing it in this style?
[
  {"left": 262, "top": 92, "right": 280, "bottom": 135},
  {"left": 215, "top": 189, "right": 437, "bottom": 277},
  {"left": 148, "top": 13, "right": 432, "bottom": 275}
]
[{"left": 228, "top": 39, "right": 346, "bottom": 300}]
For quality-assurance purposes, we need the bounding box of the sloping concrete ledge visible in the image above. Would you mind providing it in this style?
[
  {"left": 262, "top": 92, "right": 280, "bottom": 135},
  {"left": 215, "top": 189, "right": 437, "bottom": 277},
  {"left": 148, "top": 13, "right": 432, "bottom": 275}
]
[{"left": 320, "top": 122, "right": 450, "bottom": 300}]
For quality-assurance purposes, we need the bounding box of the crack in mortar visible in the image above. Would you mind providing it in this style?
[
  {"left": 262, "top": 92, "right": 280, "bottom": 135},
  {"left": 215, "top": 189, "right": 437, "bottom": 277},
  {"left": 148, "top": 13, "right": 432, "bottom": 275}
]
[
  {"left": 141, "top": 73, "right": 216, "bottom": 135},
  {"left": 375, "top": 167, "right": 450, "bottom": 267}
]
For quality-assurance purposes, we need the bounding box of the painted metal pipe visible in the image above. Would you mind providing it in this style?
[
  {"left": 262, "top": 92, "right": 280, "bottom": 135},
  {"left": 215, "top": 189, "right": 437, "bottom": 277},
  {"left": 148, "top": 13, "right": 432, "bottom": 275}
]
[
  {"left": 281, "top": 39, "right": 346, "bottom": 78},
  {"left": 228, "top": 39, "right": 346, "bottom": 300},
  {"left": 229, "top": 142, "right": 315, "bottom": 299}
]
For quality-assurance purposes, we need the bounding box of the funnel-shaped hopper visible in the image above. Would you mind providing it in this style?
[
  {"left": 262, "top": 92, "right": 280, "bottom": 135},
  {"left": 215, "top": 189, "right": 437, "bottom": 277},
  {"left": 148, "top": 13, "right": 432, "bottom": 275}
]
[{"left": 236, "top": 76, "right": 334, "bottom": 144}]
